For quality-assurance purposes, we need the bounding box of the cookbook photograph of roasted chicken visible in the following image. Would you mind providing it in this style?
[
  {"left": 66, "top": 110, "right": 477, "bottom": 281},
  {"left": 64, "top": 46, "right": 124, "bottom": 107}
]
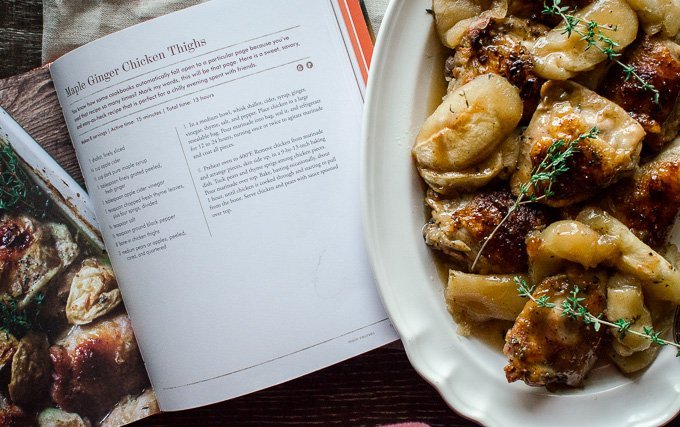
[
  {"left": 0, "top": 116, "right": 158, "bottom": 426},
  {"left": 414, "top": 0, "right": 680, "bottom": 389}
]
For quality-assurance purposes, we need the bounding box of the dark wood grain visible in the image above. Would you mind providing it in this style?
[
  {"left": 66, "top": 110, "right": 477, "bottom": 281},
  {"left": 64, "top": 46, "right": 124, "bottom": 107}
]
[
  {"left": 138, "top": 345, "right": 477, "bottom": 427},
  {"left": 0, "top": 66, "right": 84, "bottom": 185}
]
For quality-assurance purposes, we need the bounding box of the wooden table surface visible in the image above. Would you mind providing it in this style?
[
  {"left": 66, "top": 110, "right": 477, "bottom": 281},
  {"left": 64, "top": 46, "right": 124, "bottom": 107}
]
[
  {"left": 0, "top": 1, "right": 479, "bottom": 426},
  {"left": 5, "top": 2, "right": 680, "bottom": 427}
]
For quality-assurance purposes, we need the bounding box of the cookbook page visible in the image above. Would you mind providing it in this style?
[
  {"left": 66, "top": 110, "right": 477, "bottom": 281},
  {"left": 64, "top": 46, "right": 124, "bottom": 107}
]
[{"left": 49, "top": 0, "right": 396, "bottom": 411}]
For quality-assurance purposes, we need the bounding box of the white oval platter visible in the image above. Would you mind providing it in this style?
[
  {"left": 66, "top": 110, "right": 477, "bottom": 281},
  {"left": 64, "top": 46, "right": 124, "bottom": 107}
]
[{"left": 361, "top": 1, "right": 680, "bottom": 426}]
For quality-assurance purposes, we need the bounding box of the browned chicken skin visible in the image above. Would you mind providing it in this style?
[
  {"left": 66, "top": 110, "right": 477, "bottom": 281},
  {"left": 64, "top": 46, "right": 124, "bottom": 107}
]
[
  {"left": 599, "top": 36, "right": 680, "bottom": 151},
  {"left": 604, "top": 138, "right": 680, "bottom": 248},
  {"left": 512, "top": 80, "right": 645, "bottom": 207},
  {"left": 507, "top": 0, "right": 594, "bottom": 26},
  {"left": 0, "top": 216, "right": 40, "bottom": 297},
  {"left": 445, "top": 17, "right": 548, "bottom": 122},
  {"left": 528, "top": 130, "right": 614, "bottom": 203},
  {"left": 0, "top": 215, "right": 78, "bottom": 308},
  {"left": 424, "top": 188, "right": 551, "bottom": 273},
  {"left": 504, "top": 269, "right": 607, "bottom": 387},
  {"left": 0, "top": 218, "right": 35, "bottom": 264},
  {"left": 0, "top": 394, "right": 32, "bottom": 427},
  {"left": 49, "top": 313, "right": 148, "bottom": 419}
]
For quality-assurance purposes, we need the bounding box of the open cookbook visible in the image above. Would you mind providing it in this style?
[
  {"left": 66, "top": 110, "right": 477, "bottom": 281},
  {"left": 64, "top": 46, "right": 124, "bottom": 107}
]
[{"left": 0, "top": 0, "right": 397, "bottom": 425}]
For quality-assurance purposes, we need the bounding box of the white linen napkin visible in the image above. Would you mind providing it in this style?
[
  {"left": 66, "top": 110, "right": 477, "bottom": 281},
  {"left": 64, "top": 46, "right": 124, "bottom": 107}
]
[
  {"left": 364, "top": 0, "right": 390, "bottom": 35},
  {"left": 42, "top": 0, "right": 391, "bottom": 63}
]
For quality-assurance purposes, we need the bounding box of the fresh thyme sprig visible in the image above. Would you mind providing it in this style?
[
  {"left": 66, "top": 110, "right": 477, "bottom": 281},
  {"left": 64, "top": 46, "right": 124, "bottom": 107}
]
[
  {"left": 542, "top": 0, "right": 660, "bottom": 104},
  {"left": 0, "top": 294, "right": 44, "bottom": 338},
  {"left": 470, "top": 127, "right": 599, "bottom": 271},
  {"left": 515, "top": 277, "right": 680, "bottom": 356},
  {"left": 0, "top": 142, "right": 49, "bottom": 218}
]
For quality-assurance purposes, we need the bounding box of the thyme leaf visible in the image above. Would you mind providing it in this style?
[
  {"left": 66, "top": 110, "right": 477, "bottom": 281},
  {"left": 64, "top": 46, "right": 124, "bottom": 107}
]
[
  {"left": 471, "top": 128, "right": 598, "bottom": 271},
  {"left": 0, "top": 294, "right": 44, "bottom": 338},
  {"left": 0, "top": 142, "right": 50, "bottom": 218},
  {"left": 514, "top": 276, "right": 680, "bottom": 355},
  {"left": 542, "top": 0, "right": 659, "bottom": 103}
]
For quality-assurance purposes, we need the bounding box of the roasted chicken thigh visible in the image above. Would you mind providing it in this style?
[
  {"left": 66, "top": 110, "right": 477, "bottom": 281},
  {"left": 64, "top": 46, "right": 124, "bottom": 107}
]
[
  {"left": 599, "top": 36, "right": 680, "bottom": 151},
  {"left": 445, "top": 17, "right": 547, "bottom": 121},
  {"left": 49, "top": 314, "right": 148, "bottom": 419},
  {"left": 424, "top": 188, "right": 551, "bottom": 273},
  {"left": 512, "top": 80, "right": 645, "bottom": 206},
  {"left": 504, "top": 269, "right": 607, "bottom": 387},
  {"left": 0, "top": 215, "right": 78, "bottom": 308},
  {"left": 603, "top": 137, "right": 680, "bottom": 248}
]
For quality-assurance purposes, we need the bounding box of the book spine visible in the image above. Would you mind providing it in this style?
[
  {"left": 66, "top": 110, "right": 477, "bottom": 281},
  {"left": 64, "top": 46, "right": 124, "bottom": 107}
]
[{"left": 336, "top": 0, "right": 374, "bottom": 84}]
